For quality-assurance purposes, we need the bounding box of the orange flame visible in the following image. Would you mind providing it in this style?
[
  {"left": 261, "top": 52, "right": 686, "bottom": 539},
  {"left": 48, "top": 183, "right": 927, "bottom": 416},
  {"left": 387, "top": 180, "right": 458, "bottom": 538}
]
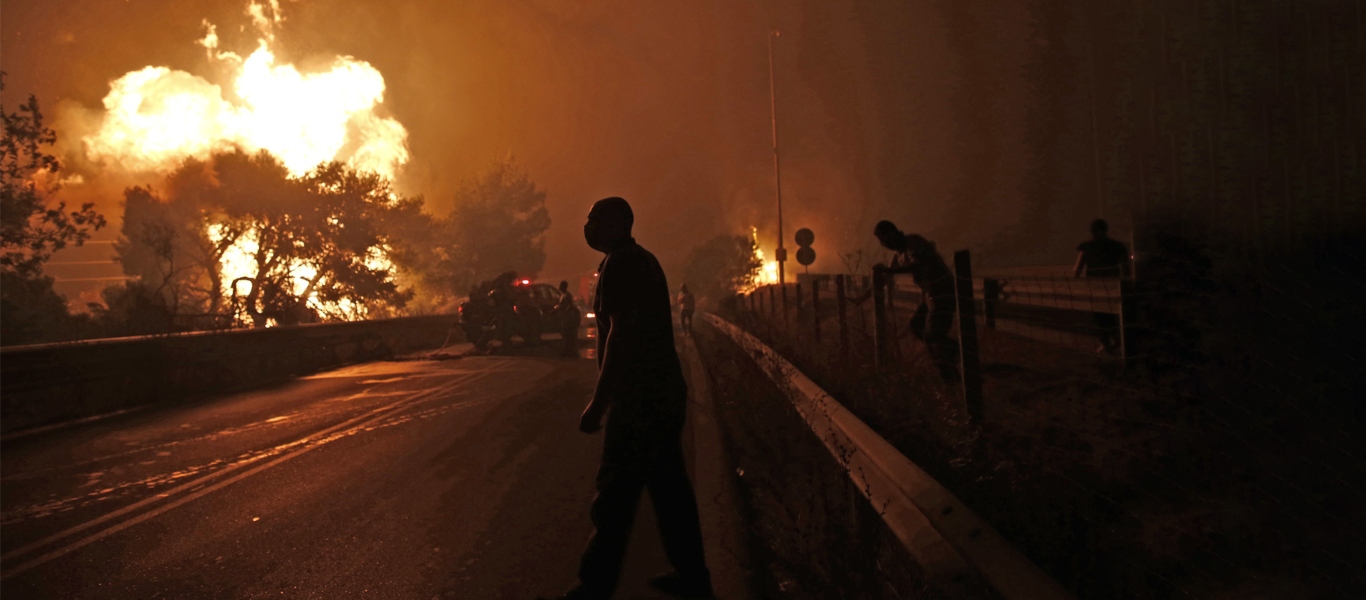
[
  {"left": 742, "top": 226, "right": 779, "bottom": 293},
  {"left": 83, "top": 6, "right": 408, "bottom": 179},
  {"left": 88, "top": 2, "right": 408, "bottom": 322}
]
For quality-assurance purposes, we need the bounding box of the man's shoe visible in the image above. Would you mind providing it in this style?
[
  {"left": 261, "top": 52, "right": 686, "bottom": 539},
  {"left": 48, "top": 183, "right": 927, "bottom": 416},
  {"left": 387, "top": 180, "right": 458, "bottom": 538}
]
[{"left": 647, "top": 571, "right": 714, "bottom": 598}]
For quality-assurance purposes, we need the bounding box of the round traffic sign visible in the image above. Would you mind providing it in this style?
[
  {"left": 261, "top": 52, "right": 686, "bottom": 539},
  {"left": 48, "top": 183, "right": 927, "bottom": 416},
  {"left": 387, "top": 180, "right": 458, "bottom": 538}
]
[
  {"left": 794, "top": 228, "right": 815, "bottom": 247},
  {"left": 796, "top": 246, "right": 816, "bottom": 266}
]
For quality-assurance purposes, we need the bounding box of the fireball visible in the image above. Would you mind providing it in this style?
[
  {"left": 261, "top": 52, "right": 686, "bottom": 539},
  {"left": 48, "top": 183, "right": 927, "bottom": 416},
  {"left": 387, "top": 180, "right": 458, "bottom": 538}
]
[{"left": 84, "top": 9, "right": 408, "bottom": 179}]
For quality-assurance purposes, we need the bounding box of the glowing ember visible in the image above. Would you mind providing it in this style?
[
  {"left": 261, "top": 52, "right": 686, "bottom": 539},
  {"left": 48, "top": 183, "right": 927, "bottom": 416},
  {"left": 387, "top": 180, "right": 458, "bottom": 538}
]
[{"left": 84, "top": 10, "right": 408, "bottom": 179}]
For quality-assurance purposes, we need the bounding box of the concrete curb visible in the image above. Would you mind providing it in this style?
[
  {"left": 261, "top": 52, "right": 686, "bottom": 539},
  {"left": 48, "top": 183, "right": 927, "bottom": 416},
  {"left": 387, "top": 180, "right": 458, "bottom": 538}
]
[
  {"left": 703, "top": 313, "right": 1071, "bottom": 600},
  {"left": 679, "top": 332, "right": 754, "bottom": 600}
]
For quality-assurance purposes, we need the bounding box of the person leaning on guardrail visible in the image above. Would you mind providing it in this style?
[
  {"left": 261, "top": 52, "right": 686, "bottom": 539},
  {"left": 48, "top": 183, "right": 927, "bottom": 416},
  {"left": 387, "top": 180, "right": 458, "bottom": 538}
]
[
  {"left": 871, "top": 220, "right": 962, "bottom": 383},
  {"left": 1073, "top": 218, "right": 1131, "bottom": 354}
]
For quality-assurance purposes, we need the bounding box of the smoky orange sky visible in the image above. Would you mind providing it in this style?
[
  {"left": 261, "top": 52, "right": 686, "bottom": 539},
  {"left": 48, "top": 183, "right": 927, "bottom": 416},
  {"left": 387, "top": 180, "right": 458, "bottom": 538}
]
[{"left": 3, "top": 0, "right": 1051, "bottom": 298}]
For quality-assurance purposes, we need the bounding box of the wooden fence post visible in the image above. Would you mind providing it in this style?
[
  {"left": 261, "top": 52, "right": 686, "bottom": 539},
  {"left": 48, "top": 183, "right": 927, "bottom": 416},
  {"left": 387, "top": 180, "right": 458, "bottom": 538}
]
[
  {"left": 1119, "top": 278, "right": 1137, "bottom": 371},
  {"left": 872, "top": 268, "right": 890, "bottom": 370},
  {"left": 811, "top": 279, "right": 821, "bottom": 343},
  {"left": 954, "top": 250, "right": 985, "bottom": 427},
  {"left": 983, "top": 278, "right": 1000, "bottom": 330},
  {"left": 836, "top": 274, "right": 849, "bottom": 363}
]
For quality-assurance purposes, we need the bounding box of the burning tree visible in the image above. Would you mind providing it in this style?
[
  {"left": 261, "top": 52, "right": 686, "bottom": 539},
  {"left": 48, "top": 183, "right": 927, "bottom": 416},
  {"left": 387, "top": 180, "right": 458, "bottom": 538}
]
[
  {"left": 116, "top": 149, "right": 417, "bottom": 329},
  {"left": 680, "top": 233, "right": 763, "bottom": 307}
]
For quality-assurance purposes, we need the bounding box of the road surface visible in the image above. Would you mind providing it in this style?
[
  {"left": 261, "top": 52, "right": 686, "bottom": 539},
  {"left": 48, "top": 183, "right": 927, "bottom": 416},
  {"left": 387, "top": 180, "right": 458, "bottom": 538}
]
[{"left": 1, "top": 339, "right": 722, "bottom": 599}]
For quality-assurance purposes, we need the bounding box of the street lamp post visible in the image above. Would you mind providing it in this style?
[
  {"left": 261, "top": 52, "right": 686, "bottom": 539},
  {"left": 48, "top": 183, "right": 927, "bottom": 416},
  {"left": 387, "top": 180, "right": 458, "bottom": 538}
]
[{"left": 767, "top": 30, "right": 787, "bottom": 308}]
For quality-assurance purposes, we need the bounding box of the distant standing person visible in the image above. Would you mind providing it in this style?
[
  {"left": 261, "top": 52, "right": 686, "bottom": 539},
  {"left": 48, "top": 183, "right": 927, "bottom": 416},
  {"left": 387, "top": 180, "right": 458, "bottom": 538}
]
[
  {"left": 873, "top": 220, "right": 961, "bottom": 383},
  {"left": 677, "top": 284, "right": 696, "bottom": 334},
  {"left": 555, "top": 280, "right": 580, "bottom": 357},
  {"left": 542, "top": 197, "right": 711, "bottom": 600},
  {"left": 1073, "top": 218, "right": 1131, "bottom": 354}
]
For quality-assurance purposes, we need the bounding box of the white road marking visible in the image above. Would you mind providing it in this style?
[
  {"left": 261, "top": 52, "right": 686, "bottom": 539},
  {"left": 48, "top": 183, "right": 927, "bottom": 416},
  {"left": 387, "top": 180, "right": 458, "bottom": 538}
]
[{"left": 0, "top": 361, "right": 516, "bottom": 579}]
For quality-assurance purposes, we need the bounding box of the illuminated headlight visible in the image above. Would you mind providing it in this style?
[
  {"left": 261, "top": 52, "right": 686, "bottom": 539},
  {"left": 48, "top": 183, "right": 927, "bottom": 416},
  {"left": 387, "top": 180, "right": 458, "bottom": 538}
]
[{"left": 585, "top": 312, "right": 596, "bottom": 319}]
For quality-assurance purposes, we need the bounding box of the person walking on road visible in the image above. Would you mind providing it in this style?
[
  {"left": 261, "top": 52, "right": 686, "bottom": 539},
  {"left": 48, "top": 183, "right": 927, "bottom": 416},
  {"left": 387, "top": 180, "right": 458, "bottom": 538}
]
[
  {"left": 1073, "top": 218, "right": 1131, "bottom": 354},
  {"left": 873, "top": 220, "right": 962, "bottom": 383},
  {"left": 543, "top": 197, "right": 712, "bottom": 600},
  {"left": 555, "top": 280, "right": 581, "bottom": 357},
  {"left": 677, "top": 285, "right": 696, "bottom": 335}
]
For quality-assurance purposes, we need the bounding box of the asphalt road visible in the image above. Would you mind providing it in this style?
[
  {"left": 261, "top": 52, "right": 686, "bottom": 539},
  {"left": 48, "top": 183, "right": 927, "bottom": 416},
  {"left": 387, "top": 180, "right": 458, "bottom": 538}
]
[{"left": 1, "top": 340, "right": 698, "bottom": 599}]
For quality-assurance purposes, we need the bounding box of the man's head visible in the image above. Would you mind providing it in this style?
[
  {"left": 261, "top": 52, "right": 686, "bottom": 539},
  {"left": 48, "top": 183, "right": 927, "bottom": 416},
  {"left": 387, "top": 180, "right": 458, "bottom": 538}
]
[
  {"left": 585, "top": 197, "right": 634, "bottom": 253},
  {"left": 873, "top": 220, "right": 907, "bottom": 251},
  {"left": 1090, "top": 218, "right": 1109, "bottom": 239},
  {"left": 559, "top": 280, "right": 569, "bottom": 292}
]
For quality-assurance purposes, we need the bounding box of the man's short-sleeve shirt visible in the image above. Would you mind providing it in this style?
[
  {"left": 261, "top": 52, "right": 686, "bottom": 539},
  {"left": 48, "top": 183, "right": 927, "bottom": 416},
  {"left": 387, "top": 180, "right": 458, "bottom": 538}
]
[
  {"left": 1077, "top": 238, "right": 1130, "bottom": 278},
  {"left": 593, "top": 240, "right": 687, "bottom": 421},
  {"left": 891, "top": 248, "right": 956, "bottom": 306}
]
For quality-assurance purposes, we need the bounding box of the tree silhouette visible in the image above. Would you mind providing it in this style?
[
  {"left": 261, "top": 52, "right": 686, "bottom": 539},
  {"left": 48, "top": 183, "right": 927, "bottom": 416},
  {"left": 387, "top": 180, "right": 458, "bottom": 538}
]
[
  {"left": 1, "top": 74, "right": 105, "bottom": 278},
  {"left": 680, "top": 233, "right": 762, "bottom": 307},
  {"left": 1, "top": 74, "right": 106, "bottom": 344},
  {"left": 405, "top": 157, "right": 551, "bottom": 301}
]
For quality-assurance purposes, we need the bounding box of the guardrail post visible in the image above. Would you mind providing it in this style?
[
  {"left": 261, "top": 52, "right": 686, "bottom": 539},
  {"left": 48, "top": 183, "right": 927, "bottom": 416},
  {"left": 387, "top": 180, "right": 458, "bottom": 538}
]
[
  {"left": 836, "top": 275, "right": 849, "bottom": 363},
  {"left": 1119, "top": 278, "right": 1137, "bottom": 371},
  {"left": 811, "top": 279, "right": 821, "bottom": 343},
  {"left": 953, "top": 250, "right": 985, "bottom": 427},
  {"left": 872, "top": 269, "right": 890, "bottom": 370},
  {"left": 982, "top": 278, "right": 1000, "bottom": 330},
  {"left": 885, "top": 273, "right": 897, "bottom": 314}
]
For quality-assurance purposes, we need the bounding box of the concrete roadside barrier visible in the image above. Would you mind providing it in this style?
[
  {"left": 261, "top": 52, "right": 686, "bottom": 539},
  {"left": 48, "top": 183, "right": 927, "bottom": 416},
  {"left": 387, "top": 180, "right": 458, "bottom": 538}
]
[{"left": 1, "top": 315, "right": 460, "bottom": 435}]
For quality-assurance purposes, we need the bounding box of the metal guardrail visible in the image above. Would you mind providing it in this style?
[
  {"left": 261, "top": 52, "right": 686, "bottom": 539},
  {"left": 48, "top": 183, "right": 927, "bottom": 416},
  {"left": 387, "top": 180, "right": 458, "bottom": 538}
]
[
  {"left": 786, "top": 264, "right": 1135, "bottom": 363},
  {"left": 0, "top": 315, "right": 462, "bottom": 435},
  {"left": 705, "top": 313, "right": 1071, "bottom": 599}
]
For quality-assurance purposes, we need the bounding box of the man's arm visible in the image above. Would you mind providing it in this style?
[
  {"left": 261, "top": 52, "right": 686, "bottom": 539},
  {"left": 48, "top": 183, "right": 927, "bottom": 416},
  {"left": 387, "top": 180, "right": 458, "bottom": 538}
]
[
  {"left": 1073, "top": 251, "right": 1086, "bottom": 278},
  {"left": 580, "top": 311, "right": 635, "bottom": 433},
  {"left": 880, "top": 253, "right": 918, "bottom": 275}
]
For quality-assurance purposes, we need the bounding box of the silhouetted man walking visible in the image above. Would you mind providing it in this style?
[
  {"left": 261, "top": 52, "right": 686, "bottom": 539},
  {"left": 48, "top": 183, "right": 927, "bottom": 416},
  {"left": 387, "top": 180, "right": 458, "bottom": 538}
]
[
  {"left": 544, "top": 197, "right": 711, "bottom": 600},
  {"left": 677, "top": 285, "right": 696, "bottom": 334},
  {"left": 555, "top": 280, "right": 580, "bottom": 357},
  {"left": 1073, "top": 218, "right": 1131, "bottom": 353}
]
